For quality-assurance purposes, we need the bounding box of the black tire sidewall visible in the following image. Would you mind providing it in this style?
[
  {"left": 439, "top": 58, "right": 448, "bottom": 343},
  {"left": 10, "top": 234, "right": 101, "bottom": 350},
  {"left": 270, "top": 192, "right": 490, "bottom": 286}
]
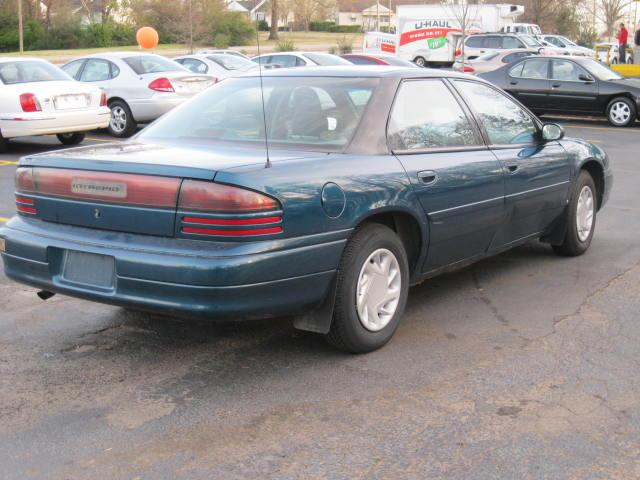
[
  {"left": 56, "top": 132, "right": 85, "bottom": 145},
  {"left": 108, "top": 100, "right": 136, "bottom": 138},
  {"left": 558, "top": 171, "right": 597, "bottom": 255},
  {"left": 607, "top": 97, "right": 636, "bottom": 127},
  {"left": 414, "top": 56, "right": 426, "bottom": 67},
  {"left": 329, "top": 224, "right": 410, "bottom": 353}
]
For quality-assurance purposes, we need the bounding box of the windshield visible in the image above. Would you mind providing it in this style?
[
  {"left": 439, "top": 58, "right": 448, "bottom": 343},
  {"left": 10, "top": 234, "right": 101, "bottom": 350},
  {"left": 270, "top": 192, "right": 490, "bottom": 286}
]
[
  {"left": 138, "top": 76, "right": 378, "bottom": 151},
  {"left": 520, "top": 35, "right": 542, "bottom": 47},
  {"left": 558, "top": 36, "right": 577, "bottom": 46},
  {"left": 123, "top": 55, "right": 185, "bottom": 74},
  {"left": 0, "top": 61, "right": 70, "bottom": 84},
  {"left": 207, "top": 55, "right": 255, "bottom": 71},
  {"left": 583, "top": 59, "right": 624, "bottom": 80},
  {"left": 302, "top": 53, "right": 351, "bottom": 66}
]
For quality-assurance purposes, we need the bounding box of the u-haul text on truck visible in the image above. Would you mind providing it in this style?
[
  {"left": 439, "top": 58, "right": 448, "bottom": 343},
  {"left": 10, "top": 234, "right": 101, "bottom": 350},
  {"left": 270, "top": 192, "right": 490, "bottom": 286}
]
[{"left": 363, "top": 3, "right": 524, "bottom": 67}]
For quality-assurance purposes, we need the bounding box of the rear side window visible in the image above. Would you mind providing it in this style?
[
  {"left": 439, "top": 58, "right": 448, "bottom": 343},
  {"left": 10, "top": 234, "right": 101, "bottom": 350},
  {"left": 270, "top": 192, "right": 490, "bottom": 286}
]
[
  {"left": 510, "top": 58, "right": 548, "bottom": 79},
  {"left": 80, "top": 59, "right": 111, "bottom": 81},
  {"left": 388, "top": 79, "right": 479, "bottom": 151},
  {"left": 268, "top": 55, "right": 298, "bottom": 68},
  {"left": 181, "top": 58, "right": 208, "bottom": 74},
  {"left": 502, "top": 36, "right": 524, "bottom": 49},
  {"left": 455, "top": 81, "right": 538, "bottom": 145},
  {"left": 485, "top": 36, "right": 502, "bottom": 48},
  {"left": 466, "top": 36, "right": 484, "bottom": 48}
]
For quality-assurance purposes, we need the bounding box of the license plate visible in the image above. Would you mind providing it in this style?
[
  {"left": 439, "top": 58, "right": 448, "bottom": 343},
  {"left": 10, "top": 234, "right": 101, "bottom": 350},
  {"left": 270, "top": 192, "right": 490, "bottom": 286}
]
[
  {"left": 54, "top": 94, "right": 88, "bottom": 110},
  {"left": 62, "top": 250, "right": 115, "bottom": 288}
]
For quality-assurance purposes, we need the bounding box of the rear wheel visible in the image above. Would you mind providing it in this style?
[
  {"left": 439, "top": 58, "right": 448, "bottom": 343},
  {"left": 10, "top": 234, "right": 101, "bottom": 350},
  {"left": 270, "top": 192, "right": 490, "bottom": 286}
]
[
  {"left": 553, "top": 170, "right": 597, "bottom": 257},
  {"left": 606, "top": 96, "right": 636, "bottom": 127},
  {"left": 108, "top": 100, "right": 137, "bottom": 138},
  {"left": 0, "top": 135, "right": 8, "bottom": 153},
  {"left": 325, "top": 223, "right": 409, "bottom": 353},
  {"left": 56, "top": 132, "right": 86, "bottom": 145},
  {"left": 414, "top": 56, "right": 426, "bottom": 67}
]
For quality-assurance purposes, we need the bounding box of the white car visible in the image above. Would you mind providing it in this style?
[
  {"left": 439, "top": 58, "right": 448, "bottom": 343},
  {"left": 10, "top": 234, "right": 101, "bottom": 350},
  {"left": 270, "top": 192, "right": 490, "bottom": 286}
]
[
  {"left": 173, "top": 53, "right": 259, "bottom": 80},
  {"left": 251, "top": 52, "right": 351, "bottom": 68},
  {"left": 61, "top": 52, "right": 216, "bottom": 138},
  {"left": 196, "top": 49, "right": 251, "bottom": 60},
  {"left": 0, "top": 57, "right": 110, "bottom": 152},
  {"left": 541, "top": 35, "right": 595, "bottom": 57}
]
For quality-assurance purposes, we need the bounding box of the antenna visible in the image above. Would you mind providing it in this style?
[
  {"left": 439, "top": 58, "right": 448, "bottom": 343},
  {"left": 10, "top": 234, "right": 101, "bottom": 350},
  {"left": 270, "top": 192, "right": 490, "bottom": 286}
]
[{"left": 255, "top": 8, "right": 271, "bottom": 168}]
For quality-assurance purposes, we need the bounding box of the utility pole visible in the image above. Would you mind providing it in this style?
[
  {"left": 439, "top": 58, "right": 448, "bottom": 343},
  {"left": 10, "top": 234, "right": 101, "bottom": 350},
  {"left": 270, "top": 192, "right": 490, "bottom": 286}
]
[
  {"left": 18, "top": 0, "right": 24, "bottom": 53},
  {"left": 376, "top": 1, "right": 379, "bottom": 31},
  {"left": 188, "top": 0, "right": 194, "bottom": 54}
]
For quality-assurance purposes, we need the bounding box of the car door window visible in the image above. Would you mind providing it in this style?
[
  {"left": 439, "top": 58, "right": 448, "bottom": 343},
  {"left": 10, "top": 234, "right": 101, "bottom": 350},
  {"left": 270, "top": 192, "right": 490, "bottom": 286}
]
[
  {"left": 455, "top": 81, "right": 539, "bottom": 145},
  {"left": 466, "top": 36, "right": 484, "bottom": 48},
  {"left": 503, "top": 36, "right": 525, "bottom": 49},
  {"left": 61, "top": 60, "right": 84, "bottom": 79},
  {"left": 388, "top": 79, "right": 479, "bottom": 151},
  {"left": 551, "top": 59, "right": 586, "bottom": 81},
  {"left": 509, "top": 58, "right": 549, "bottom": 79},
  {"left": 80, "top": 59, "right": 111, "bottom": 82},
  {"left": 181, "top": 58, "right": 208, "bottom": 73},
  {"left": 269, "top": 55, "right": 298, "bottom": 68},
  {"left": 486, "top": 36, "right": 502, "bottom": 48}
]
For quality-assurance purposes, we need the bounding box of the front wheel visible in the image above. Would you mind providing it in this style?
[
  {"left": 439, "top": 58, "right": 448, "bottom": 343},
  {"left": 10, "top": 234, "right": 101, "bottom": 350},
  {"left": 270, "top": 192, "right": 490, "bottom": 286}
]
[
  {"left": 606, "top": 97, "right": 636, "bottom": 127},
  {"left": 325, "top": 223, "right": 409, "bottom": 353},
  {"left": 414, "top": 56, "right": 426, "bottom": 67},
  {"left": 56, "top": 132, "right": 86, "bottom": 145},
  {"left": 553, "top": 170, "right": 597, "bottom": 257}
]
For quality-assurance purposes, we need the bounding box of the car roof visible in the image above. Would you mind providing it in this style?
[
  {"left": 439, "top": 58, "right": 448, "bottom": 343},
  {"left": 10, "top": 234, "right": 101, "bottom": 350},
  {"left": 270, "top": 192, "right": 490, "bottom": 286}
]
[
  {"left": 0, "top": 57, "right": 49, "bottom": 63},
  {"left": 76, "top": 51, "right": 161, "bottom": 60},
  {"left": 240, "top": 65, "right": 476, "bottom": 79}
]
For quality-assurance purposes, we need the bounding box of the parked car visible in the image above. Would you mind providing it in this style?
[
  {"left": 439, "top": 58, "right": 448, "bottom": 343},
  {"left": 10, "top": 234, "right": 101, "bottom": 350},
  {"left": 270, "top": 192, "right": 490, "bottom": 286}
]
[
  {"left": 340, "top": 54, "right": 420, "bottom": 67},
  {"left": 61, "top": 52, "right": 216, "bottom": 137},
  {"left": 251, "top": 52, "right": 351, "bottom": 68},
  {"left": 540, "top": 35, "right": 595, "bottom": 57},
  {"left": 461, "top": 33, "right": 562, "bottom": 60},
  {"left": 0, "top": 67, "right": 612, "bottom": 353},
  {"left": 500, "top": 23, "right": 542, "bottom": 36},
  {"left": 479, "top": 55, "right": 640, "bottom": 126},
  {"left": 196, "top": 49, "right": 251, "bottom": 60},
  {"left": 0, "top": 57, "right": 110, "bottom": 151},
  {"left": 595, "top": 42, "right": 634, "bottom": 64},
  {"left": 453, "top": 48, "right": 538, "bottom": 74},
  {"left": 174, "top": 53, "right": 262, "bottom": 79}
]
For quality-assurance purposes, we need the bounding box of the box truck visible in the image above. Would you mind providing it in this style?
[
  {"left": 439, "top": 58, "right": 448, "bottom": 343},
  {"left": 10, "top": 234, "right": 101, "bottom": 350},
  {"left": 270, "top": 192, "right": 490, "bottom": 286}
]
[{"left": 363, "top": 3, "right": 525, "bottom": 67}]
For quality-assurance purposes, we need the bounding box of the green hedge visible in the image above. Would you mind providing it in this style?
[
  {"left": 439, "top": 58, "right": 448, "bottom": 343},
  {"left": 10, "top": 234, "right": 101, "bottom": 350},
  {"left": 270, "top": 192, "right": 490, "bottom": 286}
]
[{"left": 309, "top": 21, "right": 361, "bottom": 33}]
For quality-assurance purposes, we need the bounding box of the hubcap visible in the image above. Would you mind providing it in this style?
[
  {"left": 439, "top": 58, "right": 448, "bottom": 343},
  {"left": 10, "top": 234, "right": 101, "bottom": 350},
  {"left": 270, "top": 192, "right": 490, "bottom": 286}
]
[
  {"left": 576, "top": 185, "right": 595, "bottom": 242},
  {"left": 610, "top": 101, "right": 631, "bottom": 125},
  {"left": 109, "top": 106, "right": 127, "bottom": 133},
  {"left": 356, "top": 248, "right": 402, "bottom": 332}
]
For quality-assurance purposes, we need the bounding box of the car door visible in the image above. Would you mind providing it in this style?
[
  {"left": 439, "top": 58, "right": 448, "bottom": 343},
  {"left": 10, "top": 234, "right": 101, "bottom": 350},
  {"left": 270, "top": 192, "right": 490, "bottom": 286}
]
[
  {"left": 505, "top": 57, "right": 551, "bottom": 111},
  {"left": 464, "top": 35, "right": 486, "bottom": 59},
  {"left": 388, "top": 78, "right": 505, "bottom": 272},
  {"left": 548, "top": 59, "right": 599, "bottom": 113},
  {"left": 454, "top": 80, "right": 571, "bottom": 246}
]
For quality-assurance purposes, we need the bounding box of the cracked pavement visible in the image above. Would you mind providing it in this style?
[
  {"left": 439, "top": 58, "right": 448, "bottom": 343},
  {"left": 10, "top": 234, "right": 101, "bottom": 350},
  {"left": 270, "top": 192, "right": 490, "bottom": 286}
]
[{"left": 1, "top": 123, "right": 640, "bottom": 479}]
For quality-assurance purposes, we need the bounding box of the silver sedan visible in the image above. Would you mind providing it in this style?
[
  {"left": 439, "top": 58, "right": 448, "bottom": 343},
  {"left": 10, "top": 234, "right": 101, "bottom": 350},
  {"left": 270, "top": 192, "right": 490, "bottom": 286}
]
[{"left": 61, "top": 52, "right": 216, "bottom": 137}]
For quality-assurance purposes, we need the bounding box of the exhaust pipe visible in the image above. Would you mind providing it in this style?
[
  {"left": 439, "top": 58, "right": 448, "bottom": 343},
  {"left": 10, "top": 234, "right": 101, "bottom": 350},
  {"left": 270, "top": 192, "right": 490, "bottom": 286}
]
[{"left": 37, "top": 290, "right": 55, "bottom": 300}]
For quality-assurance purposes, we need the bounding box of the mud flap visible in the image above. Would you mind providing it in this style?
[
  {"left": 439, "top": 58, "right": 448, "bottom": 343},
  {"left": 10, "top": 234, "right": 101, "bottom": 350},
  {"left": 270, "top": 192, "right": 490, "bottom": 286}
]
[{"left": 292, "top": 273, "right": 337, "bottom": 334}]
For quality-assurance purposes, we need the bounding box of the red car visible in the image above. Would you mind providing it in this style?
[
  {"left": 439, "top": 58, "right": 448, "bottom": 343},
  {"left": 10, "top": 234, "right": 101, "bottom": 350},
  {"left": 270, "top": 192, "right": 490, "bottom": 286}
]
[{"left": 340, "top": 54, "right": 420, "bottom": 67}]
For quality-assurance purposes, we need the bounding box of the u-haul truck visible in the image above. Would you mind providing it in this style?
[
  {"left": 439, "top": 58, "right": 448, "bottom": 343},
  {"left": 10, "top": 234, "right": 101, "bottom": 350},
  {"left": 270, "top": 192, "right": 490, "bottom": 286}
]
[{"left": 363, "top": 3, "right": 524, "bottom": 67}]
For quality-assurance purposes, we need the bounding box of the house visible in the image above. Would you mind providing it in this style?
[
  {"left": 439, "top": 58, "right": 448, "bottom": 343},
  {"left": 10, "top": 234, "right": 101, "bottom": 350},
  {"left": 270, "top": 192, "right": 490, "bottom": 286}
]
[
  {"left": 224, "top": 0, "right": 294, "bottom": 29},
  {"left": 335, "top": 0, "right": 395, "bottom": 30}
]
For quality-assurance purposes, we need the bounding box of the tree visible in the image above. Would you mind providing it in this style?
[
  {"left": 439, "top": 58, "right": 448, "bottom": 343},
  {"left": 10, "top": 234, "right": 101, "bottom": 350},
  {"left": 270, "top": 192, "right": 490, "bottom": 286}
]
[
  {"left": 589, "top": 0, "right": 632, "bottom": 39},
  {"left": 291, "top": 0, "right": 335, "bottom": 32},
  {"left": 269, "top": 0, "right": 278, "bottom": 39},
  {"left": 441, "top": 0, "right": 483, "bottom": 63}
]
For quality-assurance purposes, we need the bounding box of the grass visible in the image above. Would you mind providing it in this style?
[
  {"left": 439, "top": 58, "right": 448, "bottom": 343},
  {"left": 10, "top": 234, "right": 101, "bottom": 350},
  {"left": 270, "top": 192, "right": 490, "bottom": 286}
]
[{"left": 1, "top": 32, "right": 364, "bottom": 62}]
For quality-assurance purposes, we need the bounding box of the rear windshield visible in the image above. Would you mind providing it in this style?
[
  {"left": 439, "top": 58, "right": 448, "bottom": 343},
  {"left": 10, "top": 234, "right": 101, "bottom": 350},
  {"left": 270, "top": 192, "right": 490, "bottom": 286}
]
[
  {"left": 123, "top": 55, "right": 184, "bottom": 74},
  {"left": 0, "top": 61, "right": 69, "bottom": 84},
  {"left": 302, "top": 53, "right": 351, "bottom": 66},
  {"left": 207, "top": 55, "right": 255, "bottom": 71},
  {"left": 138, "top": 76, "right": 378, "bottom": 151}
]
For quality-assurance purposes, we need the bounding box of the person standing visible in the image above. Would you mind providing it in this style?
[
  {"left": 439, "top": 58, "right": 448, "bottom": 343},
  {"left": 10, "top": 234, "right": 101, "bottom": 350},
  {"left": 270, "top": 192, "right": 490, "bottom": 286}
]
[{"left": 617, "top": 23, "right": 628, "bottom": 64}]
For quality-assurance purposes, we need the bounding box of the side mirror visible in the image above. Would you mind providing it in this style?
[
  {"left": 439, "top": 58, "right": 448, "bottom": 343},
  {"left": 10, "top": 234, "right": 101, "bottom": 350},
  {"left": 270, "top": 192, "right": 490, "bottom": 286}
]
[
  {"left": 579, "top": 73, "right": 595, "bottom": 82},
  {"left": 542, "top": 123, "right": 564, "bottom": 141}
]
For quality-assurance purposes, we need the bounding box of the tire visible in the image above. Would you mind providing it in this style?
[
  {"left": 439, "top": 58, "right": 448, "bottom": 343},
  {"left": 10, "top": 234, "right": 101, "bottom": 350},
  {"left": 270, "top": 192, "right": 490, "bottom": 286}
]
[
  {"left": 325, "top": 223, "right": 410, "bottom": 353},
  {"left": 56, "top": 132, "right": 86, "bottom": 145},
  {"left": 414, "top": 56, "right": 426, "bottom": 67},
  {"left": 0, "top": 135, "right": 8, "bottom": 153},
  {"left": 553, "top": 170, "right": 597, "bottom": 257},
  {"left": 606, "top": 96, "right": 636, "bottom": 127},
  {"left": 107, "top": 100, "right": 137, "bottom": 138}
]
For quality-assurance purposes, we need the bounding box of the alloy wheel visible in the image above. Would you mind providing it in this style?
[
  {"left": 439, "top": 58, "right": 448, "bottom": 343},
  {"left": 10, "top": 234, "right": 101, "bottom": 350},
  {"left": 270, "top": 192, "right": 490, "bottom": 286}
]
[
  {"left": 109, "top": 106, "right": 127, "bottom": 134},
  {"left": 609, "top": 101, "right": 631, "bottom": 125},
  {"left": 576, "top": 185, "right": 595, "bottom": 242},
  {"left": 356, "top": 248, "right": 402, "bottom": 332}
]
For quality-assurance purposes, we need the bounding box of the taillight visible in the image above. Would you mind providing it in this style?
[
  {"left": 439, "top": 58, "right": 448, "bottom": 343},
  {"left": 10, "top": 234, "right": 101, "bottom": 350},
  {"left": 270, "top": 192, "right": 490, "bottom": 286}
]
[
  {"left": 454, "top": 48, "right": 462, "bottom": 57},
  {"left": 178, "top": 180, "right": 283, "bottom": 236},
  {"left": 15, "top": 194, "right": 36, "bottom": 215},
  {"left": 178, "top": 180, "right": 279, "bottom": 213},
  {"left": 100, "top": 91, "right": 108, "bottom": 106},
  {"left": 148, "top": 77, "right": 175, "bottom": 93},
  {"left": 463, "top": 66, "right": 475, "bottom": 73},
  {"left": 20, "top": 93, "right": 41, "bottom": 112}
]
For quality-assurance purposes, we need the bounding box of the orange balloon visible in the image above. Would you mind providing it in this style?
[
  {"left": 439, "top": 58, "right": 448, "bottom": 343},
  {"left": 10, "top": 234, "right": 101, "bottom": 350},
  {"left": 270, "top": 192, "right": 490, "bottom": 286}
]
[{"left": 136, "top": 27, "right": 159, "bottom": 49}]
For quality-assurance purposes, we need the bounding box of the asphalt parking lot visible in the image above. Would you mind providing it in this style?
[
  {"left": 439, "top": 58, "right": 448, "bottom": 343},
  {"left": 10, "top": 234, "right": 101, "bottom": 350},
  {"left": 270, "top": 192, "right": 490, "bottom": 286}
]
[{"left": 1, "top": 120, "right": 640, "bottom": 479}]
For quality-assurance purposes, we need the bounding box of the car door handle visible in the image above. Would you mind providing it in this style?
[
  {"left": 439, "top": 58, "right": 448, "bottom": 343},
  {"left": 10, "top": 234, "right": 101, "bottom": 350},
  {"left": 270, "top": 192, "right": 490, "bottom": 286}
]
[
  {"left": 417, "top": 171, "right": 437, "bottom": 184},
  {"left": 505, "top": 164, "right": 519, "bottom": 174},
  {"left": 509, "top": 80, "right": 518, "bottom": 85},
  {"left": 551, "top": 83, "right": 561, "bottom": 88}
]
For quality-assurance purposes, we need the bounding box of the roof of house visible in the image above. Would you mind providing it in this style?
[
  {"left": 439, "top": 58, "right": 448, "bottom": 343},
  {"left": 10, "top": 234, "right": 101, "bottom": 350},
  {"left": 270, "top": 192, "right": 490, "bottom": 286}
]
[{"left": 337, "top": 0, "right": 436, "bottom": 13}]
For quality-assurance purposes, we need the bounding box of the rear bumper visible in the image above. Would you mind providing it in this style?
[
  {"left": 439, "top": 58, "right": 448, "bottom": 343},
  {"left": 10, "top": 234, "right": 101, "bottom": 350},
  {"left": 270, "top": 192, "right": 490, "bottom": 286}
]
[
  {"left": 0, "top": 217, "right": 349, "bottom": 319},
  {"left": 0, "top": 108, "right": 111, "bottom": 138},
  {"left": 128, "top": 95, "right": 189, "bottom": 123}
]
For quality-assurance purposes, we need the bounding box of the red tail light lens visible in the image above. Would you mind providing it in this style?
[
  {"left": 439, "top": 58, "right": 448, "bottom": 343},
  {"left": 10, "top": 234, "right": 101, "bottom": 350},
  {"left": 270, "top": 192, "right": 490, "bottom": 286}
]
[
  {"left": 15, "top": 167, "right": 181, "bottom": 208},
  {"left": 20, "top": 93, "right": 41, "bottom": 112},
  {"left": 454, "top": 48, "right": 462, "bottom": 57},
  {"left": 100, "top": 91, "right": 108, "bottom": 106},
  {"left": 178, "top": 180, "right": 280, "bottom": 213},
  {"left": 463, "top": 66, "right": 475, "bottom": 73},
  {"left": 148, "top": 77, "right": 175, "bottom": 93},
  {"left": 15, "top": 193, "right": 36, "bottom": 215}
]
